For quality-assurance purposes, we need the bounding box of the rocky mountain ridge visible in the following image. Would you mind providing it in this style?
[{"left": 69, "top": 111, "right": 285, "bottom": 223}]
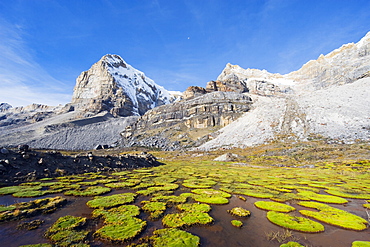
[
  {"left": 0, "top": 32, "right": 369, "bottom": 150},
  {"left": 70, "top": 54, "right": 174, "bottom": 117}
]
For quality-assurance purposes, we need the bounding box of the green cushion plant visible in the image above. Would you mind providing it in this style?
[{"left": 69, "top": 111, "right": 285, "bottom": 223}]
[
  {"left": 254, "top": 201, "right": 296, "bottom": 212},
  {"left": 92, "top": 205, "right": 141, "bottom": 224},
  {"left": 352, "top": 241, "right": 370, "bottom": 247},
  {"left": 86, "top": 193, "right": 136, "bottom": 208},
  {"left": 64, "top": 186, "right": 111, "bottom": 196},
  {"left": 280, "top": 241, "right": 304, "bottom": 247},
  {"left": 298, "top": 201, "right": 368, "bottom": 231},
  {"left": 297, "top": 191, "right": 348, "bottom": 204},
  {"left": 177, "top": 203, "right": 211, "bottom": 213},
  {"left": 266, "top": 211, "right": 324, "bottom": 233},
  {"left": 151, "top": 228, "right": 200, "bottom": 247},
  {"left": 231, "top": 220, "right": 243, "bottom": 228},
  {"left": 94, "top": 217, "right": 146, "bottom": 242},
  {"left": 162, "top": 212, "right": 213, "bottom": 228}
]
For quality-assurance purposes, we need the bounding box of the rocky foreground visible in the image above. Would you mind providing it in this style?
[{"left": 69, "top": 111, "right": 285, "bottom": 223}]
[{"left": 0, "top": 146, "right": 162, "bottom": 184}]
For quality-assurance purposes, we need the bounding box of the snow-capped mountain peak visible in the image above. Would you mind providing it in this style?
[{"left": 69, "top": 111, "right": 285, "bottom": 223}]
[{"left": 71, "top": 54, "right": 173, "bottom": 117}]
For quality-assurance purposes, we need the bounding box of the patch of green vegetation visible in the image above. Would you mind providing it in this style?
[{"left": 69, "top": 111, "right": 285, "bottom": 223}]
[
  {"left": 177, "top": 203, "right": 211, "bottom": 213},
  {"left": 0, "top": 196, "right": 67, "bottom": 222},
  {"left": 45, "top": 215, "right": 88, "bottom": 247},
  {"left": 280, "top": 241, "right": 304, "bottom": 247},
  {"left": 297, "top": 191, "right": 348, "bottom": 204},
  {"left": 254, "top": 201, "right": 296, "bottom": 212},
  {"left": 227, "top": 207, "right": 251, "bottom": 217},
  {"left": 86, "top": 193, "right": 136, "bottom": 208},
  {"left": 271, "top": 193, "right": 310, "bottom": 202},
  {"left": 19, "top": 244, "right": 52, "bottom": 247},
  {"left": 352, "top": 241, "right": 370, "bottom": 247},
  {"left": 363, "top": 204, "right": 370, "bottom": 209},
  {"left": 12, "top": 190, "right": 48, "bottom": 198},
  {"left": 0, "top": 205, "right": 17, "bottom": 212},
  {"left": 325, "top": 189, "right": 370, "bottom": 200},
  {"left": 92, "top": 205, "right": 141, "bottom": 224},
  {"left": 64, "top": 186, "right": 111, "bottom": 196},
  {"left": 233, "top": 188, "right": 276, "bottom": 199},
  {"left": 46, "top": 215, "right": 86, "bottom": 232},
  {"left": 151, "top": 195, "right": 188, "bottom": 204},
  {"left": 77, "top": 181, "right": 99, "bottom": 186},
  {"left": 162, "top": 212, "right": 214, "bottom": 228},
  {"left": 266, "top": 211, "right": 325, "bottom": 233},
  {"left": 151, "top": 228, "right": 200, "bottom": 247},
  {"left": 95, "top": 178, "right": 119, "bottom": 184},
  {"left": 182, "top": 179, "right": 217, "bottom": 189},
  {"left": 136, "top": 184, "right": 179, "bottom": 196},
  {"left": 231, "top": 220, "right": 243, "bottom": 228},
  {"left": 94, "top": 217, "right": 146, "bottom": 243},
  {"left": 57, "top": 176, "right": 85, "bottom": 183},
  {"left": 0, "top": 185, "right": 43, "bottom": 196},
  {"left": 142, "top": 201, "right": 167, "bottom": 220},
  {"left": 191, "top": 189, "right": 231, "bottom": 198},
  {"left": 298, "top": 201, "right": 368, "bottom": 231}
]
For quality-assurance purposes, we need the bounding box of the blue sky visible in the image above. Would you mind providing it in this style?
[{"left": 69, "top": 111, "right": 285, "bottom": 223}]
[{"left": 1, "top": 0, "right": 369, "bottom": 107}]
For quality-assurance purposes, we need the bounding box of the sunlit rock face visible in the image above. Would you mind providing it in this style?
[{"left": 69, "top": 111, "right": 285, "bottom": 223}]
[{"left": 71, "top": 54, "right": 173, "bottom": 117}]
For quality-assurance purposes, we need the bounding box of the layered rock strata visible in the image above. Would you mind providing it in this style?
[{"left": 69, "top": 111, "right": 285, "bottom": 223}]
[{"left": 121, "top": 92, "right": 252, "bottom": 150}]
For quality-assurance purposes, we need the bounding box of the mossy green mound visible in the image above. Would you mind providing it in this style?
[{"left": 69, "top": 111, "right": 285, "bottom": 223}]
[
  {"left": 271, "top": 193, "right": 310, "bottom": 202},
  {"left": 191, "top": 189, "right": 231, "bottom": 198},
  {"left": 151, "top": 228, "right": 200, "bottom": 247},
  {"left": 325, "top": 189, "right": 370, "bottom": 200},
  {"left": 297, "top": 191, "right": 348, "bottom": 204},
  {"left": 231, "top": 220, "right": 243, "bottom": 228},
  {"left": 254, "top": 201, "right": 296, "bottom": 212},
  {"left": 0, "top": 196, "right": 67, "bottom": 222},
  {"left": 45, "top": 215, "right": 88, "bottom": 247},
  {"left": 352, "top": 241, "right": 370, "bottom": 247},
  {"left": 93, "top": 205, "right": 141, "bottom": 223},
  {"left": 48, "top": 229, "right": 89, "bottom": 247},
  {"left": 105, "top": 181, "right": 140, "bottom": 188},
  {"left": 46, "top": 215, "right": 86, "bottom": 233},
  {"left": 280, "top": 241, "right": 304, "bottom": 247},
  {"left": 182, "top": 179, "right": 217, "bottom": 189},
  {"left": 192, "top": 195, "right": 229, "bottom": 204},
  {"left": 0, "top": 185, "right": 43, "bottom": 196},
  {"left": 95, "top": 217, "right": 146, "bottom": 242},
  {"left": 136, "top": 184, "right": 179, "bottom": 196},
  {"left": 142, "top": 201, "right": 167, "bottom": 212},
  {"left": 298, "top": 201, "right": 368, "bottom": 231},
  {"left": 177, "top": 203, "right": 211, "bottom": 213},
  {"left": 64, "top": 186, "right": 111, "bottom": 196},
  {"left": 234, "top": 189, "right": 275, "bottom": 199},
  {"left": 86, "top": 193, "right": 136, "bottom": 208},
  {"left": 162, "top": 212, "right": 213, "bottom": 228},
  {"left": 151, "top": 195, "right": 188, "bottom": 204},
  {"left": 266, "top": 211, "right": 324, "bottom": 233},
  {"left": 142, "top": 201, "right": 167, "bottom": 220},
  {"left": 363, "top": 204, "right": 370, "bottom": 209},
  {"left": 19, "top": 244, "right": 52, "bottom": 247},
  {"left": 228, "top": 207, "right": 251, "bottom": 217}
]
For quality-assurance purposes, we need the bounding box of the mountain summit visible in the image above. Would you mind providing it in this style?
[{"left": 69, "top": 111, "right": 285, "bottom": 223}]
[{"left": 71, "top": 54, "right": 172, "bottom": 117}]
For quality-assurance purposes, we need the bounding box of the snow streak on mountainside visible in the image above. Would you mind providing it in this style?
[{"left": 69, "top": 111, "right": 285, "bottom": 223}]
[
  {"left": 217, "top": 31, "right": 370, "bottom": 93},
  {"left": 71, "top": 54, "right": 173, "bottom": 117}
]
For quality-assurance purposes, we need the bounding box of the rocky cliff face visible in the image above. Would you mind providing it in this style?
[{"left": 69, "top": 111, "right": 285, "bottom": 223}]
[
  {"left": 71, "top": 54, "right": 173, "bottom": 117},
  {"left": 121, "top": 92, "right": 252, "bottom": 150}
]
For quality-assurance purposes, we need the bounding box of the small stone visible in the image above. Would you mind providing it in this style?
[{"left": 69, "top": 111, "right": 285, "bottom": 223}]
[{"left": 0, "top": 148, "right": 9, "bottom": 154}]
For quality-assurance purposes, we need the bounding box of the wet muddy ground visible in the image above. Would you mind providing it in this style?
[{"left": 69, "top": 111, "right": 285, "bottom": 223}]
[{"left": 0, "top": 183, "right": 369, "bottom": 247}]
